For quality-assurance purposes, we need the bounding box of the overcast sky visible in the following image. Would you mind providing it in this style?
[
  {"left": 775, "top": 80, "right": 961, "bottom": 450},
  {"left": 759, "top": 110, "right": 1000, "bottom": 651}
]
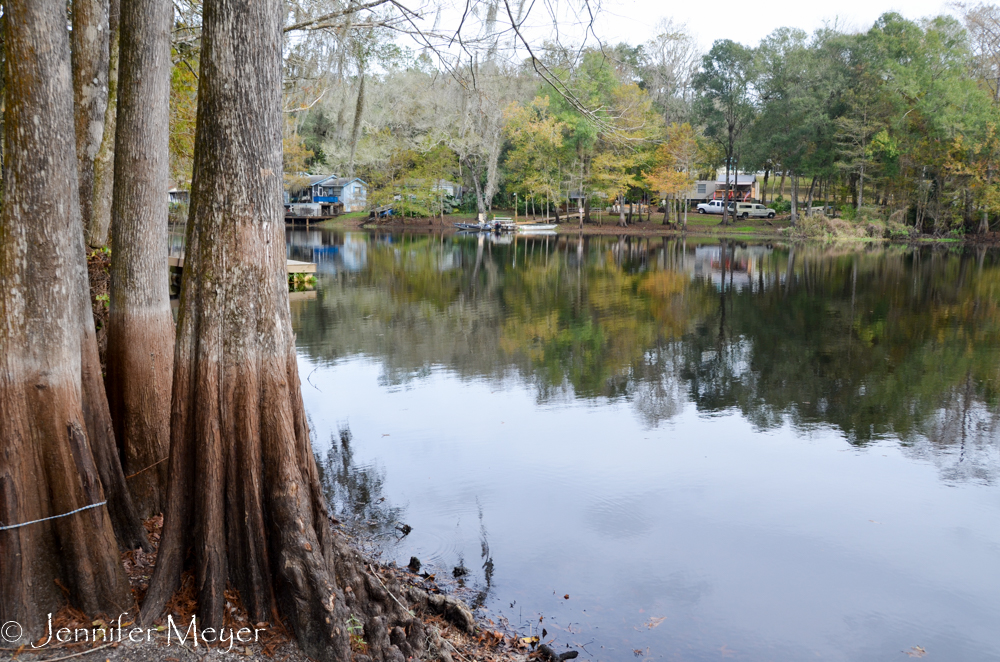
[{"left": 592, "top": 0, "right": 958, "bottom": 49}]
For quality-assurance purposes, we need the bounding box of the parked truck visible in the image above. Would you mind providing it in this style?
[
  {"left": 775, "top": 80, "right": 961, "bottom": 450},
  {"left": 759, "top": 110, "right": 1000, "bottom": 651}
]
[
  {"left": 732, "top": 202, "right": 776, "bottom": 219},
  {"left": 696, "top": 200, "right": 732, "bottom": 214}
]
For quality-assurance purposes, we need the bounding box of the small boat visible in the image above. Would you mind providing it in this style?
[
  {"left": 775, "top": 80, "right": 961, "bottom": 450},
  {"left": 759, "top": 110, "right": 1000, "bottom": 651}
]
[
  {"left": 516, "top": 223, "right": 557, "bottom": 232},
  {"left": 454, "top": 218, "right": 517, "bottom": 232}
]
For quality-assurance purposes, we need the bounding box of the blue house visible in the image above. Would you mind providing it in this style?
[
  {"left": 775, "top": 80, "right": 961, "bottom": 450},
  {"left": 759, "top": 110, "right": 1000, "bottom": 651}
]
[{"left": 290, "top": 174, "right": 367, "bottom": 212}]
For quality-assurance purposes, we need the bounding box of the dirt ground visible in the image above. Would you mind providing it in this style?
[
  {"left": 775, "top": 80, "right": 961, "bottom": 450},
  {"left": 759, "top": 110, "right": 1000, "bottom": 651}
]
[{"left": 0, "top": 519, "right": 554, "bottom": 662}]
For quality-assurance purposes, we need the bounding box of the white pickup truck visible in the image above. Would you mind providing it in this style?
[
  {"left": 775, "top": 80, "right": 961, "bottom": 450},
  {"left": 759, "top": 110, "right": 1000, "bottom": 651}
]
[
  {"left": 696, "top": 200, "right": 732, "bottom": 215},
  {"left": 733, "top": 202, "right": 777, "bottom": 219}
]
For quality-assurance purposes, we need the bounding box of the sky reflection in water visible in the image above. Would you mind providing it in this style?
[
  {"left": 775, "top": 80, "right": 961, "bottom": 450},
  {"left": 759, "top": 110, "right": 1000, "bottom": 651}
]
[{"left": 288, "top": 229, "right": 1000, "bottom": 661}]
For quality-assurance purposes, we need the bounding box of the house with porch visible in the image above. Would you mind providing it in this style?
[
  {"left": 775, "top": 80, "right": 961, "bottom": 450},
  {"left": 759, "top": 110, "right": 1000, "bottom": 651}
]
[
  {"left": 687, "top": 174, "right": 760, "bottom": 202},
  {"left": 287, "top": 174, "right": 368, "bottom": 214}
]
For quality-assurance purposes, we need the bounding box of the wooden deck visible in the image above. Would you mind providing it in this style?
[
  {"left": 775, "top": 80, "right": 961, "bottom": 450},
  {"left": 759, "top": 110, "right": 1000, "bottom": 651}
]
[
  {"left": 168, "top": 256, "right": 316, "bottom": 274},
  {"left": 285, "top": 215, "right": 338, "bottom": 224}
]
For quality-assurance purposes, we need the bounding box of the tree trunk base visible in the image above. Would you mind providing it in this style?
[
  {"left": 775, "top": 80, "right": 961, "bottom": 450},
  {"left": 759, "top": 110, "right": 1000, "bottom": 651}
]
[
  {"left": 105, "top": 311, "right": 173, "bottom": 517},
  {"left": 141, "top": 347, "right": 460, "bottom": 661},
  {"left": 0, "top": 376, "right": 135, "bottom": 642}
]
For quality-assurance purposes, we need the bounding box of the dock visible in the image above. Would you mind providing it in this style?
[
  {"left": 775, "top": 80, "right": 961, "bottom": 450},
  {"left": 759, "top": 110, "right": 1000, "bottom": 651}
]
[
  {"left": 168, "top": 256, "right": 316, "bottom": 274},
  {"left": 285, "top": 215, "right": 338, "bottom": 225}
]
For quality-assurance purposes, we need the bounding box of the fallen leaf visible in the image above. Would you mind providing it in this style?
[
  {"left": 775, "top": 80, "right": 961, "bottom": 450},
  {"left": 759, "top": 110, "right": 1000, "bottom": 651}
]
[
  {"left": 646, "top": 617, "right": 666, "bottom": 629},
  {"left": 904, "top": 646, "right": 927, "bottom": 658}
]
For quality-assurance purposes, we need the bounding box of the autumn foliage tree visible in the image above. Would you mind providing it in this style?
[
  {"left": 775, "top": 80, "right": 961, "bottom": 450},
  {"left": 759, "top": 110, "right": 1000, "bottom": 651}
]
[
  {"left": 589, "top": 83, "right": 661, "bottom": 227},
  {"left": 504, "top": 96, "right": 566, "bottom": 217},
  {"left": 648, "top": 123, "right": 699, "bottom": 226}
]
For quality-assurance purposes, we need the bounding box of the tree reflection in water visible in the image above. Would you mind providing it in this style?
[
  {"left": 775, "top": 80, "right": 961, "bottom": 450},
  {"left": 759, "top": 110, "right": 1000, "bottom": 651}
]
[
  {"left": 293, "top": 230, "right": 1000, "bottom": 484},
  {"left": 314, "top": 424, "right": 404, "bottom": 552}
]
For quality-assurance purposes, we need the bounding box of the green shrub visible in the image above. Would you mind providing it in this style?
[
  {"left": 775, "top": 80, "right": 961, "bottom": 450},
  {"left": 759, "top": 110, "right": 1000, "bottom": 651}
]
[{"left": 771, "top": 199, "right": 791, "bottom": 214}]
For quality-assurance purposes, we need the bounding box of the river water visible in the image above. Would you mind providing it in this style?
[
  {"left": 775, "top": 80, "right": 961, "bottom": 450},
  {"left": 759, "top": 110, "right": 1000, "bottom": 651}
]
[{"left": 286, "top": 228, "right": 1000, "bottom": 662}]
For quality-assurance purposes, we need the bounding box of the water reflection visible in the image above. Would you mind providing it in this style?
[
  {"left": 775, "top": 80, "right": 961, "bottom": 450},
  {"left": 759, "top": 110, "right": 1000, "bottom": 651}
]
[
  {"left": 291, "top": 229, "right": 1000, "bottom": 484},
  {"left": 314, "top": 424, "right": 404, "bottom": 549},
  {"left": 292, "top": 228, "right": 1000, "bottom": 661}
]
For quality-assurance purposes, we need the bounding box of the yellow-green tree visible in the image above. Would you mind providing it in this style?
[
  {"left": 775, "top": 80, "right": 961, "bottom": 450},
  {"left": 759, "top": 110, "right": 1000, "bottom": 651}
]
[
  {"left": 589, "top": 83, "right": 661, "bottom": 227},
  {"left": 504, "top": 96, "right": 566, "bottom": 218},
  {"left": 648, "top": 122, "right": 699, "bottom": 226}
]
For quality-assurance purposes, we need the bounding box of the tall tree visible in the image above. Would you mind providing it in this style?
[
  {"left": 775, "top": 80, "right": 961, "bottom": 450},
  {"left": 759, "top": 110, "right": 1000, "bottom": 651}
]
[
  {"left": 694, "top": 40, "right": 757, "bottom": 225},
  {"left": 640, "top": 19, "right": 699, "bottom": 124},
  {"left": 105, "top": 0, "right": 174, "bottom": 517},
  {"left": 140, "top": 1, "right": 435, "bottom": 659},
  {"left": 71, "top": 0, "right": 111, "bottom": 241},
  {"left": 504, "top": 96, "right": 566, "bottom": 216},
  {"left": 89, "top": 0, "right": 121, "bottom": 247},
  {"left": 1, "top": 0, "right": 135, "bottom": 641}
]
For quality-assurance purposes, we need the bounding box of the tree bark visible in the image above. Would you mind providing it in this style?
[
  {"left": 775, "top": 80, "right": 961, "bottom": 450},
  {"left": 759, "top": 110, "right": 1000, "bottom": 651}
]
[
  {"left": 88, "top": 0, "right": 120, "bottom": 248},
  {"left": 790, "top": 172, "right": 798, "bottom": 226},
  {"left": 465, "top": 157, "right": 486, "bottom": 221},
  {"left": 106, "top": 0, "right": 174, "bottom": 518},
  {"left": 139, "top": 2, "right": 433, "bottom": 659},
  {"left": 722, "top": 158, "right": 731, "bottom": 226},
  {"left": 0, "top": 0, "right": 135, "bottom": 641},
  {"left": 71, "top": 0, "right": 111, "bottom": 240},
  {"left": 806, "top": 175, "right": 817, "bottom": 217},
  {"left": 347, "top": 73, "right": 365, "bottom": 178}
]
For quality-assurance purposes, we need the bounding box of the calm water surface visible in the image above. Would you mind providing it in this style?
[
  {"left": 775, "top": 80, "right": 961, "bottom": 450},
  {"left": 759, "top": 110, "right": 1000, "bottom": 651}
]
[{"left": 287, "top": 229, "right": 1000, "bottom": 662}]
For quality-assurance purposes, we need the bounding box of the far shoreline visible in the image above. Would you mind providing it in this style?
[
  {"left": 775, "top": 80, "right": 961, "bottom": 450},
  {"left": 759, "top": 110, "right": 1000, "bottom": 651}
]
[{"left": 312, "top": 211, "right": 1000, "bottom": 245}]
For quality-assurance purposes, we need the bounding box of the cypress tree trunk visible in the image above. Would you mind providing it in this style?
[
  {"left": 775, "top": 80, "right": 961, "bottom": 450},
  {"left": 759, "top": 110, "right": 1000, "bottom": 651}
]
[
  {"left": 88, "top": 0, "right": 120, "bottom": 248},
  {"left": 139, "top": 1, "right": 433, "bottom": 658},
  {"left": 105, "top": 0, "right": 174, "bottom": 517},
  {"left": 0, "top": 0, "right": 135, "bottom": 642},
  {"left": 71, "top": 0, "right": 110, "bottom": 238}
]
